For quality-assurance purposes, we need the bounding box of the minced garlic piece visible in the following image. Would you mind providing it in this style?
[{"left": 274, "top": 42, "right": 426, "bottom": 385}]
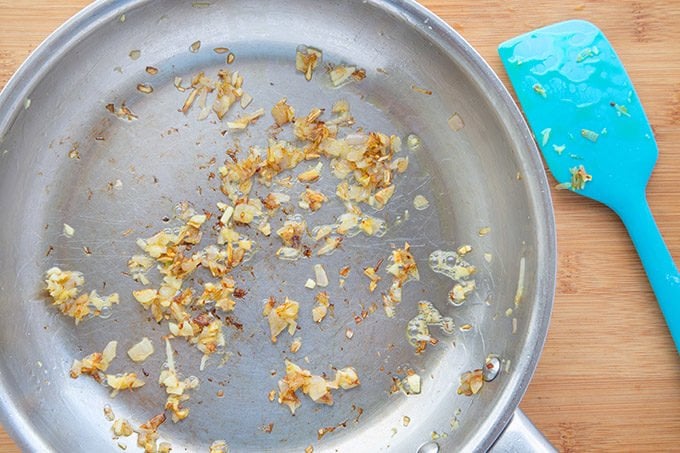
[
  {"left": 299, "top": 188, "right": 327, "bottom": 211},
  {"left": 397, "top": 371, "right": 421, "bottom": 395},
  {"left": 63, "top": 223, "right": 75, "bottom": 237},
  {"left": 335, "top": 208, "right": 359, "bottom": 235},
  {"left": 258, "top": 220, "right": 272, "bottom": 236},
  {"left": 233, "top": 198, "right": 264, "bottom": 225},
  {"left": 227, "top": 107, "right": 265, "bottom": 130},
  {"left": 44, "top": 267, "right": 119, "bottom": 324},
  {"left": 295, "top": 45, "right": 322, "bottom": 81},
  {"left": 317, "top": 236, "right": 342, "bottom": 256},
  {"left": 358, "top": 214, "right": 385, "bottom": 236},
  {"left": 330, "top": 367, "right": 360, "bottom": 390},
  {"left": 313, "top": 225, "right": 333, "bottom": 241},
  {"left": 45, "top": 266, "right": 84, "bottom": 302},
  {"left": 329, "top": 65, "right": 355, "bottom": 86},
  {"left": 457, "top": 369, "right": 484, "bottom": 396},
  {"left": 219, "top": 204, "right": 234, "bottom": 224},
  {"left": 406, "top": 301, "right": 455, "bottom": 352},
  {"left": 290, "top": 337, "right": 302, "bottom": 353},
  {"left": 240, "top": 92, "right": 253, "bottom": 108},
  {"left": 277, "top": 360, "right": 359, "bottom": 414},
  {"left": 106, "top": 373, "right": 145, "bottom": 397},
  {"left": 383, "top": 243, "right": 419, "bottom": 316},
  {"left": 103, "top": 404, "right": 115, "bottom": 421},
  {"left": 413, "top": 195, "right": 429, "bottom": 210},
  {"left": 197, "top": 277, "right": 236, "bottom": 312},
  {"left": 106, "top": 102, "right": 137, "bottom": 121},
  {"left": 276, "top": 217, "right": 306, "bottom": 259},
  {"left": 128, "top": 254, "right": 154, "bottom": 285},
  {"left": 190, "top": 316, "right": 226, "bottom": 358},
  {"left": 457, "top": 245, "right": 472, "bottom": 256},
  {"left": 298, "top": 162, "right": 323, "bottom": 183},
  {"left": 262, "top": 192, "right": 290, "bottom": 211},
  {"left": 329, "top": 65, "right": 365, "bottom": 87},
  {"left": 70, "top": 340, "right": 117, "bottom": 381},
  {"left": 136, "top": 413, "right": 165, "bottom": 453},
  {"left": 127, "top": 337, "right": 154, "bottom": 363},
  {"left": 180, "top": 69, "right": 247, "bottom": 121},
  {"left": 112, "top": 418, "right": 134, "bottom": 438},
  {"left": 312, "top": 291, "right": 330, "bottom": 323},
  {"left": 267, "top": 297, "right": 299, "bottom": 342},
  {"left": 209, "top": 440, "right": 229, "bottom": 453},
  {"left": 314, "top": 264, "right": 329, "bottom": 287},
  {"left": 181, "top": 71, "right": 214, "bottom": 119},
  {"left": 429, "top": 249, "right": 477, "bottom": 306},
  {"left": 216, "top": 71, "right": 241, "bottom": 118},
  {"left": 370, "top": 185, "right": 395, "bottom": 210},
  {"left": 447, "top": 112, "right": 465, "bottom": 132},
  {"left": 271, "top": 98, "right": 295, "bottom": 126},
  {"left": 449, "top": 281, "right": 476, "bottom": 305},
  {"left": 160, "top": 339, "right": 199, "bottom": 422},
  {"left": 363, "top": 266, "right": 381, "bottom": 292}
]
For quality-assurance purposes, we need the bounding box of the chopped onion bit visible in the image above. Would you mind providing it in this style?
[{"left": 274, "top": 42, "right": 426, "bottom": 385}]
[
  {"left": 266, "top": 297, "right": 299, "bottom": 342},
  {"left": 70, "top": 340, "right": 117, "bottom": 381},
  {"left": 106, "top": 102, "right": 138, "bottom": 121},
  {"left": 295, "top": 45, "right": 323, "bottom": 81},
  {"left": 313, "top": 263, "right": 329, "bottom": 287},
  {"left": 413, "top": 195, "right": 429, "bottom": 210},
  {"left": 45, "top": 267, "right": 119, "bottom": 324},
  {"left": 457, "top": 369, "right": 484, "bottom": 396},
  {"left": 448, "top": 113, "right": 464, "bottom": 131},
  {"left": 276, "top": 360, "right": 359, "bottom": 414},
  {"left": 63, "top": 223, "right": 75, "bottom": 238},
  {"left": 137, "top": 83, "right": 153, "bottom": 94},
  {"left": 312, "top": 292, "right": 330, "bottom": 323},
  {"left": 209, "top": 440, "right": 229, "bottom": 453},
  {"left": 127, "top": 337, "right": 154, "bottom": 362}
]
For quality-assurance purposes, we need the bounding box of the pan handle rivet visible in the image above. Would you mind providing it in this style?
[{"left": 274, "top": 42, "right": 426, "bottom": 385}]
[
  {"left": 417, "top": 441, "right": 440, "bottom": 453},
  {"left": 483, "top": 356, "right": 501, "bottom": 382}
]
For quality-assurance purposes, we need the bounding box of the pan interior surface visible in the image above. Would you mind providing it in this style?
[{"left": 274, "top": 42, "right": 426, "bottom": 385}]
[{"left": 0, "top": 1, "right": 554, "bottom": 452}]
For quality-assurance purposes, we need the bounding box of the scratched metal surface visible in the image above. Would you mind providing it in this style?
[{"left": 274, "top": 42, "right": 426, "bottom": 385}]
[{"left": 0, "top": 1, "right": 554, "bottom": 451}]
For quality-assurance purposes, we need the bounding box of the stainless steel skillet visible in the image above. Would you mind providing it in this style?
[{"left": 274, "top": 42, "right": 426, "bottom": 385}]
[{"left": 0, "top": 1, "right": 555, "bottom": 451}]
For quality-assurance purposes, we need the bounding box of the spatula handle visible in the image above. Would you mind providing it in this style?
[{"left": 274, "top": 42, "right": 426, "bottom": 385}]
[{"left": 614, "top": 193, "right": 680, "bottom": 353}]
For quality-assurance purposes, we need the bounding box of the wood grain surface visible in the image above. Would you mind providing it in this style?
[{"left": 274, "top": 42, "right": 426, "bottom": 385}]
[{"left": 1, "top": 1, "right": 679, "bottom": 452}]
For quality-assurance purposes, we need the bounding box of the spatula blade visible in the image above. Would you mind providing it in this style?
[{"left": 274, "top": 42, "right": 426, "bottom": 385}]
[{"left": 498, "top": 19, "right": 656, "bottom": 208}]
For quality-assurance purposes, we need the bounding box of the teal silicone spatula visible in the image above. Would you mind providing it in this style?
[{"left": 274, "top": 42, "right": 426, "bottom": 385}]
[{"left": 499, "top": 20, "right": 680, "bottom": 353}]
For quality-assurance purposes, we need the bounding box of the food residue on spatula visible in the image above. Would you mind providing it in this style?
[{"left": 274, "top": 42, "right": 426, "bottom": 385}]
[{"left": 556, "top": 164, "right": 593, "bottom": 191}]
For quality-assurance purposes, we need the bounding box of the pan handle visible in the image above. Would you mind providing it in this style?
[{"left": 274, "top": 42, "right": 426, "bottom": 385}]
[{"left": 488, "top": 409, "right": 556, "bottom": 452}]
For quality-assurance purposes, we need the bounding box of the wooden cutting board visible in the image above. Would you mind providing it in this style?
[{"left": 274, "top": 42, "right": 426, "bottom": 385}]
[{"left": 1, "top": 1, "right": 678, "bottom": 451}]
